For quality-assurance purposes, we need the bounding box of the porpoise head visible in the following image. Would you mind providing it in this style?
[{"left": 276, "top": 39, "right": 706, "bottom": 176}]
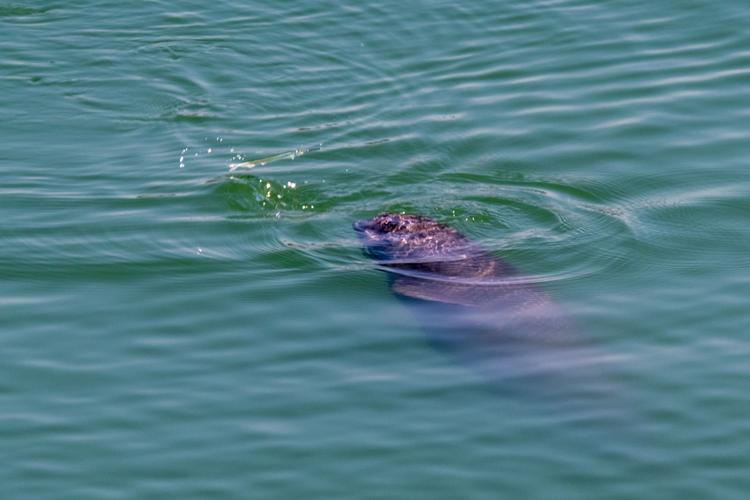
[{"left": 353, "top": 213, "right": 472, "bottom": 265}]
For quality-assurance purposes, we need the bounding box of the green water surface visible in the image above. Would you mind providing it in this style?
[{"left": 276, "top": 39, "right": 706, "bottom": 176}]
[{"left": 2, "top": 1, "right": 749, "bottom": 498}]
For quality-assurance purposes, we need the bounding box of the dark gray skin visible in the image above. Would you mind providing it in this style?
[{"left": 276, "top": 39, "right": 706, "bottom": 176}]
[{"left": 354, "top": 213, "right": 602, "bottom": 394}]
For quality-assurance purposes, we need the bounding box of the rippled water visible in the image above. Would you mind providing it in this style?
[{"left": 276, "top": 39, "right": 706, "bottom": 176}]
[{"left": 2, "top": 1, "right": 750, "bottom": 498}]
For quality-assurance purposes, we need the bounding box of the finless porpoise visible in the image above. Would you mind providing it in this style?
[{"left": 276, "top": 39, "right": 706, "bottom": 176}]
[{"left": 354, "top": 213, "right": 605, "bottom": 397}]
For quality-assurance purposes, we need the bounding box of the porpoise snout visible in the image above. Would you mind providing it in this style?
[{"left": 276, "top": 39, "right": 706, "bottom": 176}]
[{"left": 352, "top": 220, "right": 369, "bottom": 234}]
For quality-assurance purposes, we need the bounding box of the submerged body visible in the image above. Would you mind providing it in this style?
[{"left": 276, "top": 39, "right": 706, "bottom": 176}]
[{"left": 354, "top": 213, "right": 599, "bottom": 393}]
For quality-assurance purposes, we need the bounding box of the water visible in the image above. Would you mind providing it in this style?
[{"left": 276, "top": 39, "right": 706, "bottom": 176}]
[{"left": 2, "top": 1, "right": 749, "bottom": 498}]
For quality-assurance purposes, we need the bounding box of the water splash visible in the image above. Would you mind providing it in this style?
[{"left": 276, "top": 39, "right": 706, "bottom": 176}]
[{"left": 228, "top": 144, "right": 322, "bottom": 172}]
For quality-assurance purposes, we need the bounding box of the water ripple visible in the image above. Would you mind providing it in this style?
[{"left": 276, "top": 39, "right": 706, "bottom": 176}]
[{"left": 3, "top": 0, "right": 750, "bottom": 497}]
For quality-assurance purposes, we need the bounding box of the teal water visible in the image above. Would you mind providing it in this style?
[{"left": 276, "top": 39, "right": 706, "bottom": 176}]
[{"left": 2, "top": 1, "right": 750, "bottom": 498}]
